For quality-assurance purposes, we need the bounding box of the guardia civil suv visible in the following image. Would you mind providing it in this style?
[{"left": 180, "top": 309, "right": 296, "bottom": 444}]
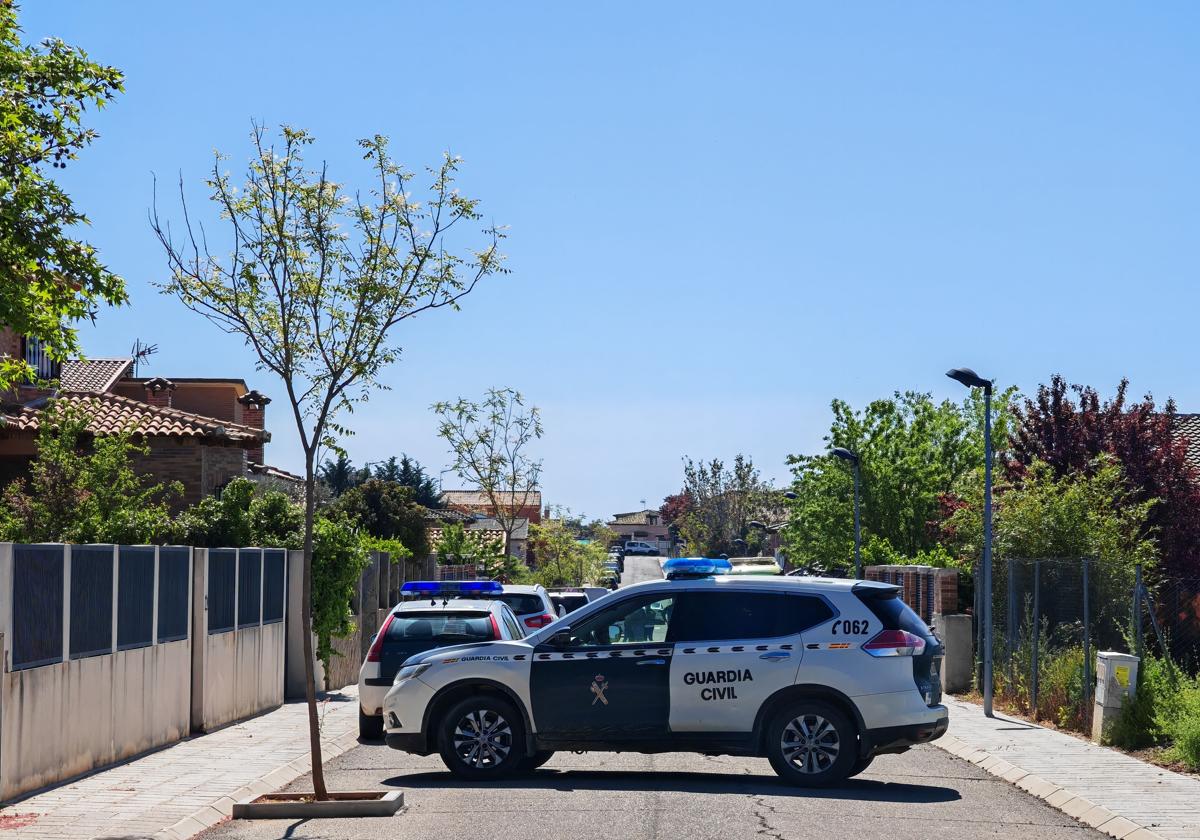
[{"left": 381, "top": 558, "right": 948, "bottom": 786}]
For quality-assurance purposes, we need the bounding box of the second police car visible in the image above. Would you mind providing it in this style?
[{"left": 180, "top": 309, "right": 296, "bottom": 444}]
[{"left": 380, "top": 557, "right": 948, "bottom": 786}]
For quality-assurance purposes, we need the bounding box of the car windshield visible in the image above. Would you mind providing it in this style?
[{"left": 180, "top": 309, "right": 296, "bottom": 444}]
[
  {"left": 498, "top": 593, "right": 546, "bottom": 615},
  {"left": 385, "top": 612, "right": 495, "bottom": 642}
]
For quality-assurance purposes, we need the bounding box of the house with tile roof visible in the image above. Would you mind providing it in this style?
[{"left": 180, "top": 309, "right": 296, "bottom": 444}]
[
  {"left": 0, "top": 326, "right": 298, "bottom": 507},
  {"left": 440, "top": 489, "right": 543, "bottom": 525}
]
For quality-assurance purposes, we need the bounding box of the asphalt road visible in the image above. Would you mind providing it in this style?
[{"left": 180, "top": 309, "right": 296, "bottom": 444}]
[
  {"left": 621, "top": 553, "right": 665, "bottom": 585},
  {"left": 199, "top": 556, "right": 1101, "bottom": 840},
  {"left": 199, "top": 742, "right": 1100, "bottom": 840}
]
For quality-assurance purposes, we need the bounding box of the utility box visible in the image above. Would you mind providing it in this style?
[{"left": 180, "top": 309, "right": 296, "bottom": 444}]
[
  {"left": 931, "top": 613, "right": 973, "bottom": 694},
  {"left": 1092, "top": 651, "right": 1139, "bottom": 742}
]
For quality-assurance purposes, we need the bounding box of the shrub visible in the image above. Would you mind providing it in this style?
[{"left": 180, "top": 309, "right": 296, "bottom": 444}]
[
  {"left": 311, "top": 514, "right": 371, "bottom": 667},
  {"left": 0, "top": 401, "right": 178, "bottom": 544}
]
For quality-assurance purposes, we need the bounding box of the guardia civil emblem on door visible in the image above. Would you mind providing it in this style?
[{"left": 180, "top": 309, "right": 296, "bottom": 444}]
[{"left": 590, "top": 674, "right": 609, "bottom": 706}]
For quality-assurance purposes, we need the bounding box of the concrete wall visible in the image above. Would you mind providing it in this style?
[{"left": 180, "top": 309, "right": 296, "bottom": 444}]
[
  {"left": 0, "top": 544, "right": 192, "bottom": 802},
  {"left": 190, "top": 548, "right": 286, "bottom": 733}
]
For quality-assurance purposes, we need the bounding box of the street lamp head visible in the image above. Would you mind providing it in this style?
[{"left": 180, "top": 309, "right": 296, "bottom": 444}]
[
  {"left": 782, "top": 490, "right": 798, "bottom": 500},
  {"left": 747, "top": 520, "right": 767, "bottom": 530},
  {"left": 946, "top": 367, "right": 992, "bottom": 392},
  {"left": 831, "top": 447, "right": 859, "bottom": 465}
]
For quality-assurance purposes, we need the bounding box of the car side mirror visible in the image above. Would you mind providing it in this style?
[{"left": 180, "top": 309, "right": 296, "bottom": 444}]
[{"left": 547, "top": 628, "right": 572, "bottom": 648}]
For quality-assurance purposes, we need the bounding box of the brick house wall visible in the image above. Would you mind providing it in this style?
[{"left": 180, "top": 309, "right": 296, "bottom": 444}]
[
  {"left": 132, "top": 440, "right": 245, "bottom": 509},
  {"left": 864, "top": 565, "right": 959, "bottom": 623}
]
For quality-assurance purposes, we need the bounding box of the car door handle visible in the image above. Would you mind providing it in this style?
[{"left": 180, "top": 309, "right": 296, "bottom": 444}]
[
  {"left": 759, "top": 651, "right": 791, "bottom": 661},
  {"left": 636, "top": 658, "right": 667, "bottom": 666}
]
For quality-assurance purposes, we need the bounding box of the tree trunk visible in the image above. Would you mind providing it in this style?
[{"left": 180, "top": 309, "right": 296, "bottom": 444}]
[{"left": 301, "top": 451, "right": 329, "bottom": 799}]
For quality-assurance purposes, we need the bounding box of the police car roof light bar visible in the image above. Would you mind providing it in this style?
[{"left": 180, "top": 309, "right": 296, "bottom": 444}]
[
  {"left": 400, "top": 580, "right": 503, "bottom": 595},
  {"left": 662, "top": 557, "right": 734, "bottom": 579}
]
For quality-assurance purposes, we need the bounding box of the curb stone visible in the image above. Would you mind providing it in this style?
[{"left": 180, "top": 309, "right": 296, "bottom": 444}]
[
  {"left": 931, "top": 737, "right": 1168, "bottom": 840},
  {"left": 151, "top": 733, "right": 365, "bottom": 840}
]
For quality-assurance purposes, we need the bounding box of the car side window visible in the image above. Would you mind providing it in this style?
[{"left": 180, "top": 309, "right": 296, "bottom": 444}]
[
  {"left": 564, "top": 595, "right": 675, "bottom": 648},
  {"left": 500, "top": 607, "right": 524, "bottom": 639},
  {"left": 668, "top": 592, "right": 834, "bottom": 642}
]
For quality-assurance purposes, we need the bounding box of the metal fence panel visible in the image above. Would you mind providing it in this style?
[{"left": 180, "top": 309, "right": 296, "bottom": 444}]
[
  {"left": 70, "top": 545, "right": 114, "bottom": 659},
  {"left": 237, "top": 549, "right": 262, "bottom": 628},
  {"left": 117, "top": 546, "right": 154, "bottom": 650},
  {"left": 262, "top": 549, "right": 285, "bottom": 624},
  {"left": 157, "top": 546, "right": 190, "bottom": 642},
  {"left": 208, "top": 548, "right": 236, "bottom": 633},
  {"left": 13, "top": 544, "right": 64, "bottom": 670}
]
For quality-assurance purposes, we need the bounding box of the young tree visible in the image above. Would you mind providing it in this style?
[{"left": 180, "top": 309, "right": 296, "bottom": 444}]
[
  {"left": 1009, "top": 376, "right": 1200, "bottom": 577},
  {"left": 433, "top": 387, "right": 543, "bottom": 557},
  {"left": 527, "top": 518, "right": 609, "bottom": 587},
  {"left": 676, "top": 454, "right": 773, "bottom": 557},
  {"left": 0, "top": 3, "right": 127, "bottom": 388},
  {"left": 151, "top": 124, "right": 504, "bottom": 798}
]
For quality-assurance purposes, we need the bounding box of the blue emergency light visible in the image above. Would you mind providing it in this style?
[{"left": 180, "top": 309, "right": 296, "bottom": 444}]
[
  {"left": 662, "top": 557, "right": 733, "bottom": 579},
  {"left": 400, "top": 580, "right": 503, "bottom": 595}
]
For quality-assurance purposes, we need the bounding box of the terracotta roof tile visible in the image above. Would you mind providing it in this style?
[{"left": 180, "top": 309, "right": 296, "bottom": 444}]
[
  {"left": 0, "top": 392, "right": 268, "bottom": 443},
  {"left": 440, "top": 490, "right": 542, "bottom": 509},
  {"left": 59, "top": 358, "right": 133, "bottom": 392},
  {"left": 1174, "top": 414, "right": 1200, "bottom": 475}
]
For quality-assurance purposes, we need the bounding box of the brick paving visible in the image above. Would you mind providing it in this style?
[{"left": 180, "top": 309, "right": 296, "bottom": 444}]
[
  {"left": 938, "top": 696, "right": 1200, "bottom": 840},
  {"left": 0, "top": 688, "right": 361, "bottom": 840}
]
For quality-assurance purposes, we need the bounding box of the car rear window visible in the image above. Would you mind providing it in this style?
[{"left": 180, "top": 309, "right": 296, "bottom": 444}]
[
  {"left": 385, "top": 612, "right": 495, "bottom": 642},
  {"left": 498, "top": 594, "right": 546, "bottom": 615},
  {"left": 854, "top": 588, "right": 931, "bottom": 636},
  {"left": 552, "top": 594, "right": 589, "bottom": 615}
]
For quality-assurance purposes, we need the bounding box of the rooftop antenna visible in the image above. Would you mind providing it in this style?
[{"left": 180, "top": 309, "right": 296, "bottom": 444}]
[{"left": 130, "top": 339, "right": 159, "bottom": 376}]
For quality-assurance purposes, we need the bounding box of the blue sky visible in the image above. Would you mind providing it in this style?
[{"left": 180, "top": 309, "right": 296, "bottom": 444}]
[{"left": 22, "top": 2, "right": 1200, "bottom": 520}]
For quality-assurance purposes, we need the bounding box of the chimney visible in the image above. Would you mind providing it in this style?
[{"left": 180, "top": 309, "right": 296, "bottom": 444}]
[
  {"left": 237, "top": 389, "right": 272, "bottom": 465},
  {"left": 143, "top": 377, "right": 176, "bottom": 408}
]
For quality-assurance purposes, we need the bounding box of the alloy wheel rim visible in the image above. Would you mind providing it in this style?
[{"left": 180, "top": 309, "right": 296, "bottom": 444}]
[
  {"left": 452, "top": 709, "right": 513, "bottom": 768},
  {"left": 781, "top": 713, "right": 840, "bottom": 774}
]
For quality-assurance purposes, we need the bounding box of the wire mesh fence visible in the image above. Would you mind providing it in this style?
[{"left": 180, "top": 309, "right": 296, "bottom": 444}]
[{"left": 970, "top": 555, "right": 1200, "bottom": 732}]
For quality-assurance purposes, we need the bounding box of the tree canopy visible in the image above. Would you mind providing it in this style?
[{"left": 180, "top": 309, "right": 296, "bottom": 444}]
[
  {"left": 0, "top": 2, "right": 127, "bottom": 388},
  {"left": 1009, "top": 376, "right": 1200, "bottom": 577},
  {"left": 782, "top": 390, "right": 1013, "bottom": 572}
]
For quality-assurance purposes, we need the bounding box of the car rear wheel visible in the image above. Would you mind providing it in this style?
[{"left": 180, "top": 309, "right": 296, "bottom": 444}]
[
  {"left": 438, "top": 696, "right": 525, "bottom": 780},
  {"left": 766, "top": 701, "right": 856, "bottom": 786},
  {"left": 359, "top": 708, "right": 384, "bottom": 740}
]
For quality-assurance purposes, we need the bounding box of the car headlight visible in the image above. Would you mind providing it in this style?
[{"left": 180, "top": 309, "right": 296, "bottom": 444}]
[{"left": 394, "top": 662, "right": 432, "bottom": 684}]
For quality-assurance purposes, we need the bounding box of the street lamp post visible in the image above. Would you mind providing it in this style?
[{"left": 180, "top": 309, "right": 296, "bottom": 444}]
[
  {"left": 831, "top": 448, "right": 861, "bottom": 579},
  {"left": 947, "top": 366, "right": 995, "bottom": 718}
]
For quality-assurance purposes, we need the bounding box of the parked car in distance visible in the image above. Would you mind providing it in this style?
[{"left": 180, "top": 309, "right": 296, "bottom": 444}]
[
  {"left": 358, "top": 580, "right": 525, "bottom": 739},
  {"left": 727, "top": 556, "right": 783, "bottom": 576},
  {"left": 497, "top": 583, "right": 559, "bottom": 632},
  {"left": 623, "top": 540, "right": 659, "bottom": 556}
]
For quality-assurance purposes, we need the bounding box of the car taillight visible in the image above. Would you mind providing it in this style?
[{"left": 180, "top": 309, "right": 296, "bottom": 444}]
[
  {"left": 366, "top": 613, "right": 396, "bottom": 662},
  {"left": 524, "top": 613, "right": 555, "bottom": 629},
  {"left": 490, "top": 614, "right": 502, "bottom": 638},
  {"left": 862, "top": 629, "right": 926, "bottom": 657}
]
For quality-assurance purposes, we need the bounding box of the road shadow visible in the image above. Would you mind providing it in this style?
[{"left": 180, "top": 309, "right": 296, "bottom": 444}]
[{"left": 382, "top": 769, "right": 961, "bottom": 804}]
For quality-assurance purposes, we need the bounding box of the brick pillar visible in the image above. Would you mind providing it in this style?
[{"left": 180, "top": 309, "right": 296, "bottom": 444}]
[
  {"left": 237, "top": 389, "right": 272, "bottom": 465},
  {"left": 143, "top": 376, "right": 175, "bottom": 407}
]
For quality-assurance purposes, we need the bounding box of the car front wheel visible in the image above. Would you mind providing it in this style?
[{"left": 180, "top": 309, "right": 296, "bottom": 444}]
[
  {"left": 766, "top": 701, "right": 856, "bottom": 786},
  {"left": 438, "top": 696, "right": 526, "bottom": 780}
]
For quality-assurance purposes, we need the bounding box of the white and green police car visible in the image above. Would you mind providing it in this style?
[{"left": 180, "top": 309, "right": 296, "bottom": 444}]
[{"left": 381, "top": 557, "right": 948, "bottom": 786}]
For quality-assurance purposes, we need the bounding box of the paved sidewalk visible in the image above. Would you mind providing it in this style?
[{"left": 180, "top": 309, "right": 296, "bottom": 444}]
[
  {"left": 0, "top": 688, "right": 361, "bottom": 840},
  {"left": 937, "top": 696, "right": 1200, "bottom": 840}
]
